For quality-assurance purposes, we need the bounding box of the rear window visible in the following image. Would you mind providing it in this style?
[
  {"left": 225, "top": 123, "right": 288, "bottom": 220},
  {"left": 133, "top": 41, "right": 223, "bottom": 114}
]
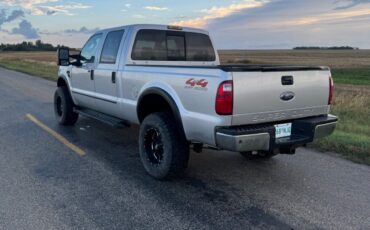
[{"left": 131, "top": 29, "right": 216, "bottom": 62}]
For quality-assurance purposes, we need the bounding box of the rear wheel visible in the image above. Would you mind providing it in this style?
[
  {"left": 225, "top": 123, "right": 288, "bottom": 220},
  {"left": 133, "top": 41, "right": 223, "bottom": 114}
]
[
  {"left": 240, "top": 151, "right": 277, "bottom": 160},
  {"left": 54, "top": 86, "right": 78, "bottom": 126},
  {"left": 139, "top": 112, "right": 189, "bottom": 180}
]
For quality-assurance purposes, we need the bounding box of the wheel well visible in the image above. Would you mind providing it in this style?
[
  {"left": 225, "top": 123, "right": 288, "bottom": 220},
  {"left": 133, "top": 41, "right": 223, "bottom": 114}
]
[
  {"left": 137, "top": 92, "right": 186, "bottom": 139},
  {"left": 57, "top": 77, "right": 67, "bottom": 87},
  {"left": 137, "top": 93, "right": 174, "bottom": 123}
]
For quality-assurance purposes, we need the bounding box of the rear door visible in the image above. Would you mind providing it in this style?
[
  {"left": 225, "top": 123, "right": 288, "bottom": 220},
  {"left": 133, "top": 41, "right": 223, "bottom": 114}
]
[
  {"left": 94, "top": 29, "right": 125, "bottom": 117},
  {"left": 71, "top": 33, "right": 102, "bottom": 109}
]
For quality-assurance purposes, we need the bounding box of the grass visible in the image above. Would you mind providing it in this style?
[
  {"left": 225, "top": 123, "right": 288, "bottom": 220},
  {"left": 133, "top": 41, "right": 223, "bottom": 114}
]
[
  {"left": 0, "top": 50, "right": 369, "bottom": 165},
  {"left": 312, "top": 85, "right": 370, "bottom": 165},
  {"left": 331, "top": 68, "right": 370, "bottom": 85},
  {"left": 0, "top": 58, "right": 58, "bottom": 81}
]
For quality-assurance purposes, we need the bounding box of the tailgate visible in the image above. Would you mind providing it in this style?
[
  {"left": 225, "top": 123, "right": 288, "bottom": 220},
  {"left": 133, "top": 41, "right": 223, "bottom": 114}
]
[{"left": 231, "top": 68, "right": 331, "bottom": 126}]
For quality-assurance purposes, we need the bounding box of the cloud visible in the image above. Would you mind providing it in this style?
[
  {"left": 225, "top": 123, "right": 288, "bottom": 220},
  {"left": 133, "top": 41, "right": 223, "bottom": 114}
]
[
  {"left": 11, "top": 19, "right": 39, "bottom": 39},
  {"left": 280, "top": 8, "right": 370, "bottom": 26},
  {"left": 1, "top": 0, "right": 91, "bottom": 16},
  {"left": 144, "top": 6, "right": 169, "bottom": 11},
  {"left": 0, "top": 9, "right": 25, "bottom": 29},
  {"left": 201, "top": 0, "right": 370, "bottom": 49},
  {"left": 1, "top": 0, "right": 57, "bottom": 15},
  {"left": 64, "top": 26, "right": 99, "bottom": 34},
  {"left": 133, "top": 14, "right": 145, "bottom": 19},
  {"left": 121, "top": 3, "right": 131, "bottom": 12},
  {"left": 5, "top": 9, "right": 25, "bottom": 22},
  {"left": 173, "top": 0, "right": 269, "bottom": 28},
  {"left": 335, "top": 0, "right": 370, "bottom": 9},
  {"left": 36, "top": 3, "right": 92, "bottom": 16}
]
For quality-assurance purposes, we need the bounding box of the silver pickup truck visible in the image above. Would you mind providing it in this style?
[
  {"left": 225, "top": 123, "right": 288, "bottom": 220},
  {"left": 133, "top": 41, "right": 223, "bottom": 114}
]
[{"left": 56, "top": 24, "right": 337, "bottom": 179}]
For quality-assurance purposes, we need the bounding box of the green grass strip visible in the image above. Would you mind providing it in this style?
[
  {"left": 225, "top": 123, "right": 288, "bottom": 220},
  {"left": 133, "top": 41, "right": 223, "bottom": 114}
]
[
  {"left": 0, "top": 59, "right": 58, "bottom": 81},
  {"left": 331, "top": 68, "right": 370, "bottom": 86}
]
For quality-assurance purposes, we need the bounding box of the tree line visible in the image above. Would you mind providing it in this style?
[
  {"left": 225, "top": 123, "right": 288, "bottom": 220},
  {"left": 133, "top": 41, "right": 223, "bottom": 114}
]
[
  {"left": 0, "top": 40, "right": 65, "bottom": 51},
  {"left": 293, "top": 46, "right": 359, "bottom": 50}
]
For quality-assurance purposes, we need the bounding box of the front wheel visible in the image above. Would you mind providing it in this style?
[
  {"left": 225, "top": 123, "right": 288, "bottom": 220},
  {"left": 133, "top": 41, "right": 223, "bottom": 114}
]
[
  {"left": 139, "top": 112, "right": 189, "bottom": 180},
  {"left": 54, "top": 86, "right": 79, "bottom": 126}
]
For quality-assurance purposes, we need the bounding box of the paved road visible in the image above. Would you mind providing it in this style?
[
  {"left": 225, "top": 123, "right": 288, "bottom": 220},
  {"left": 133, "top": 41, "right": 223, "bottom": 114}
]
[{"left": 0, "top": 67, "right": 369, "bottom": 230}]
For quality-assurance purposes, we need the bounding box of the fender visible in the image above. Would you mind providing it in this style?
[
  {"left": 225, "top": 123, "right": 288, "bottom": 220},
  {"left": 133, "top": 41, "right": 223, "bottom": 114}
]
[
  {"left": 137, "top": 87, "right": 186, "bottom": 139},
  {"left": 57, "top": 67, "right": 72, "bottom": 88},
  {"left": 57, "top": 72, "right": 77, "bottom": 104},
  {"left": 57, "top": 75, "right": 69, "bottom": 87}
]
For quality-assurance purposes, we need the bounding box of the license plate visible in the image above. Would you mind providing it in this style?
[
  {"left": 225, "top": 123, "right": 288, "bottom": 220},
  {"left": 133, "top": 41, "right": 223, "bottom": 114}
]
[{"left": 275, "top": 123, "right": 292, "bottom": 139}]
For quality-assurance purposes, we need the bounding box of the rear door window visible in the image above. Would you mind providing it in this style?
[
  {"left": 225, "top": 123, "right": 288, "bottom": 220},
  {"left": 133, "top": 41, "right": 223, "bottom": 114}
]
[{"left": 100, "top": 30, "right": 124, "bottom": 64}]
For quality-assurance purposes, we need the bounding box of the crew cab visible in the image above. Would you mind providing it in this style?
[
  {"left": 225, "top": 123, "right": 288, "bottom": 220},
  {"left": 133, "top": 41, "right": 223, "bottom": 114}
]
[{"left": 55, "top": 24, "right": 337, "bottom": 179}]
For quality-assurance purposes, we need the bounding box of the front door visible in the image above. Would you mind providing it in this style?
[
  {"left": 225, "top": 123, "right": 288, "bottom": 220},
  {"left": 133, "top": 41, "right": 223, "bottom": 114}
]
[
  {"left": 94, "top": 30, "right": 125, "bottom": 117},
  {"left": 71, "top": 33, "right": 102, "bottom": 109}
]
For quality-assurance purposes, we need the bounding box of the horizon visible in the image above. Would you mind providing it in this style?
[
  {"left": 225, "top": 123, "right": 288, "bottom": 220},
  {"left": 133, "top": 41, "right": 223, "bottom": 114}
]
[
  {"left": 1, "top": 0, "right": 370, "bottom": 49},
  {"left": 0, "top": 40, "right": 366, "bottom": 51}
]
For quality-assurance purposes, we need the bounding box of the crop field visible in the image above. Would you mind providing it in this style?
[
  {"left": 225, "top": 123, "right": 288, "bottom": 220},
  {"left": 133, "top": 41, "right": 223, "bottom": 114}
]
[
  {"left": 219, "top": 49, "right": 370, "bottom": 68},
  {"left": 0, "top": 50, "right": 369, "bottom": 164}
]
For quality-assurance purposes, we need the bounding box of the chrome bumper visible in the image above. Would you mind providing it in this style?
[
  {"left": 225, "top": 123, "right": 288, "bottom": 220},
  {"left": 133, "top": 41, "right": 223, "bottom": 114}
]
[
  {"left": 216, "top": 132, "right": 271, "bottom": 152},
  {"left": 216, "top": 115, "right": 338, "bottom": 152},
  {"left": 314, "top": 122, "right": 337, "bottom": 139}
]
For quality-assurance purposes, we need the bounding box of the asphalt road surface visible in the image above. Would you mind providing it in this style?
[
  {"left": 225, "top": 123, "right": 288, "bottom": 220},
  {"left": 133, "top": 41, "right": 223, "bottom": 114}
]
[{"left": 0, "top": 67, "right": 369, "bottom": 230}]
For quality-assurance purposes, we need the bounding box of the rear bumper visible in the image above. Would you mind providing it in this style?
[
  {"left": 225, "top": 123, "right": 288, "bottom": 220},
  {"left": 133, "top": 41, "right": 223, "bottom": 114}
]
[{"left": 215, "top": 115, "right": 337, "bottom": 152}]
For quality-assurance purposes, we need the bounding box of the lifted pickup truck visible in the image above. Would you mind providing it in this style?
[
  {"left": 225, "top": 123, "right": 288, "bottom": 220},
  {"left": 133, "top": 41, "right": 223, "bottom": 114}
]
[{"left": 56, "top": 24, "right": 337, "bottom": 179}]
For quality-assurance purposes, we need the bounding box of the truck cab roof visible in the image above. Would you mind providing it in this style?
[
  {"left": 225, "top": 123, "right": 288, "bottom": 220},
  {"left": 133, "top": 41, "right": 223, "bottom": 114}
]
[{"left": 95, "top": 24, "right": 210, "bottom": 36}]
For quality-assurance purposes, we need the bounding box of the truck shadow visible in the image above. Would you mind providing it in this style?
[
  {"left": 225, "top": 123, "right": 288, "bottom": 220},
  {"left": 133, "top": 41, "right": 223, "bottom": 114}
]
[
  {"left": 51, "top": 117, "right": 302, "bottom": 228},
  {"left": 68, "top": 116, "right": 308, "bottom": 195}
]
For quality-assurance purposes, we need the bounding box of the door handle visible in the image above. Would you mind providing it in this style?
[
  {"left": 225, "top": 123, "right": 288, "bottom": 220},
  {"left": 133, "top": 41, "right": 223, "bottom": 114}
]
[
  {"left": 88, "top": 70, "right": 94, "bottom": 80},
  {"left": 112, "top": 72, "right": 116, "bottom": 84}
]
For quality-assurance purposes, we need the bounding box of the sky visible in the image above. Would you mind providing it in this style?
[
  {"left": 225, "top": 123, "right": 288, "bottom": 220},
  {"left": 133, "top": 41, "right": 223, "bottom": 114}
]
[{"left": 0, "top": 0, "right": 370, "bottom": 49}]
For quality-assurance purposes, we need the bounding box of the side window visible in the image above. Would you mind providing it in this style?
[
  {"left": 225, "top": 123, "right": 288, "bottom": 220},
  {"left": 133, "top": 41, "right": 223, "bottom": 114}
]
[
  {"left": 80, "top": 33, "right": 102, "bottom": 64},
  {"left": 100, "top": 30, "right": 124, "bottom": 64},
  {"left": 132, "top": 30, "right": 166, "bottom": 60},
  {"left": 186, "top": 33, "right": 216, "bottom": 61},
  {"left": 167, "top": 35, "right": 185, "bottom": 61}
]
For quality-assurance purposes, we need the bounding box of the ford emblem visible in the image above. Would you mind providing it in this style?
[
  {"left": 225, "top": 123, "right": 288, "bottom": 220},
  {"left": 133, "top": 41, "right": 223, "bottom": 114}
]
[{"left": 280, "top": 91, "right": 295, "bottom": 101}]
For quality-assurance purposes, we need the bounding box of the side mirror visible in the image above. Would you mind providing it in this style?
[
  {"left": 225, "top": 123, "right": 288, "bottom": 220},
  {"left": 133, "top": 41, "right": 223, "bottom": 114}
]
[{"left": 57, "top": 47, "right": 70, "bottom": 66}]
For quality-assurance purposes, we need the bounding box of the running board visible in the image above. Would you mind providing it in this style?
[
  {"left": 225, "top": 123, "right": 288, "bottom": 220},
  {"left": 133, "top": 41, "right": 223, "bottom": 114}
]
[{"left": 74, "top": 108, "right": 130, "bottom": 128}]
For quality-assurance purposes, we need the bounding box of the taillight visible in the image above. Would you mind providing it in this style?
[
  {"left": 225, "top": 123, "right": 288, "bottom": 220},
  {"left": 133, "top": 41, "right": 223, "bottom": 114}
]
[
  {"left": 216, "top": 81, "right": 233, "bottom": 115},
  {"left": 329, "top": 76, "right": 334, "bottom": 105}
]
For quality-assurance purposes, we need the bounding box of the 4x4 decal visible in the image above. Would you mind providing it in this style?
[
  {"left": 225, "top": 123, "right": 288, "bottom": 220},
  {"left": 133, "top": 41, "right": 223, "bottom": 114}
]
[{"left": 185, "top": 78, "right": 208, "bottom": 89}]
